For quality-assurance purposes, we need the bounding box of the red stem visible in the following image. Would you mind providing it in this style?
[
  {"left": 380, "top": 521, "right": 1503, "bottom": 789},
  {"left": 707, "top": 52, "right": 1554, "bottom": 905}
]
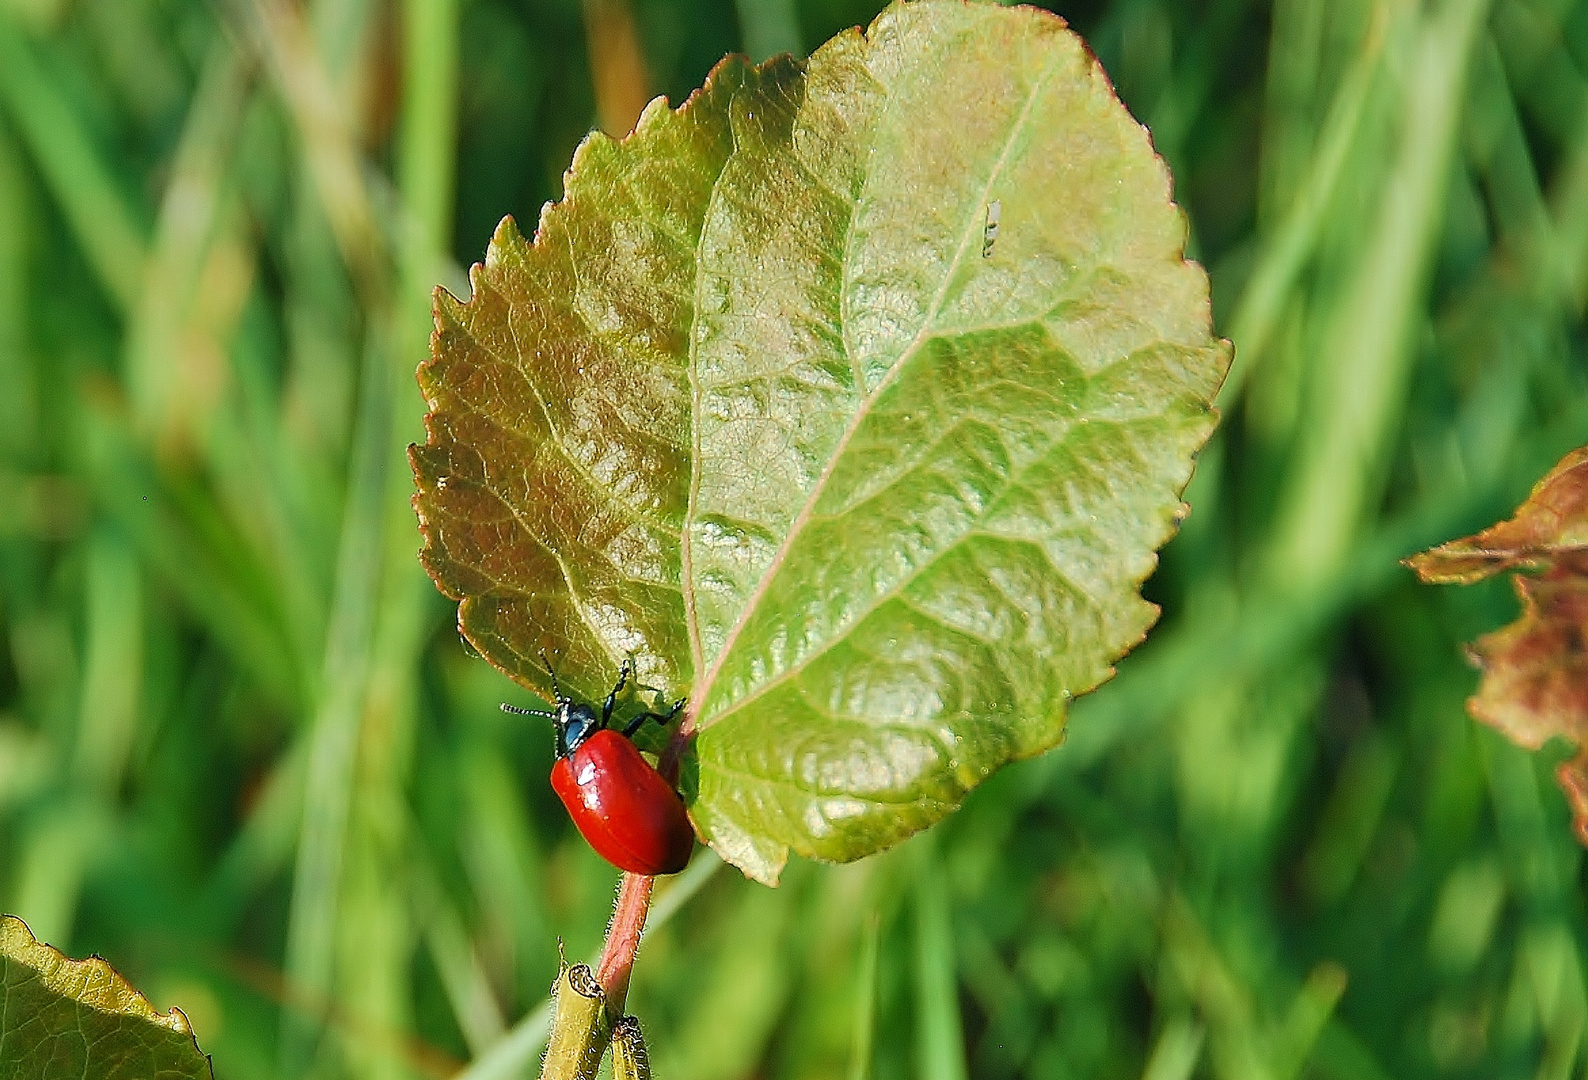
[
  {"left": 596, "top": 871, "right": 655, "bottom": 1019},
  {"left": 599, "top": 708, "right": 690, "bottom": 1017},
  {"left": 658, "top": 728, "right": 688, "bottom": 786}
]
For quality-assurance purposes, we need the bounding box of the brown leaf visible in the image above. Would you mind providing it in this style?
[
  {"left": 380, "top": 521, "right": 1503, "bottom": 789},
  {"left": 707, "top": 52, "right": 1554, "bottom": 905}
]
[
  {"left": 1410, "top": 446, "right": 1588, "bottom": 845},
  {"left": 1466, "top": 560, "right": 1588, "bottom": 844},
  {"left": 1407, "top": 446, "right": 1588, "bottom": 584}
]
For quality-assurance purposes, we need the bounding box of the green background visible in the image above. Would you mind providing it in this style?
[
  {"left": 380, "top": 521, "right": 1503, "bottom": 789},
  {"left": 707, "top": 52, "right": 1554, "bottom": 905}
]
[{"left": 0, "top": 0, "right": 1585, "bottom": 1078}]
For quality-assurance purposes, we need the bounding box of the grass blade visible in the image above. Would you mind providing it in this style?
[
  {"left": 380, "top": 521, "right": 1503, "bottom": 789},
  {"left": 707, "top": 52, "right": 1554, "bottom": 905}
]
[{"left": 0, "top": 11, "right": 147, "bottom": 310}]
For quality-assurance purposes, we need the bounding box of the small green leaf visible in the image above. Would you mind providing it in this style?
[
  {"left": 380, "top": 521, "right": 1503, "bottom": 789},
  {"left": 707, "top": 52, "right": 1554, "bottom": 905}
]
[
  {"left": 413, "top": 0, "right": 1227, "bottom": 882},
  {"left": 610, "top": 1017, "right": 653, "bottom": 1080},
  {"left": 0, "top": 914, "right": 213, "bottom": 1080}
]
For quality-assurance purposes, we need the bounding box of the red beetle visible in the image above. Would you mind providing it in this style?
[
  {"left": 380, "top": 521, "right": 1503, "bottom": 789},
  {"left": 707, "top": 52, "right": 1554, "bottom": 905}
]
[{"left": 504, "top": 657, "right": 693, "bottom": 876}]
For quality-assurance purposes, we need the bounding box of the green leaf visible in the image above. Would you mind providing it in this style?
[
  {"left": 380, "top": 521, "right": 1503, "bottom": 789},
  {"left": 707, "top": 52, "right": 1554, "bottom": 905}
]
[
  {"left": 413, "top": 0, "right": 1227, "bottom": 883},
  {"left": 610, "top": 1017, "right": 654, "bottom": 1080},
  {"left": 0, "top": 915, "right": 213, "bottom": 1080}
]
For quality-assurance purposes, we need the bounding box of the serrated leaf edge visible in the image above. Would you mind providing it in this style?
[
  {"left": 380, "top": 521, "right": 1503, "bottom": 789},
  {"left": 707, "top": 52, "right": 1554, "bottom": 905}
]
[{"left": 0, "top": 913, "right": 209, "bottom": 1052}]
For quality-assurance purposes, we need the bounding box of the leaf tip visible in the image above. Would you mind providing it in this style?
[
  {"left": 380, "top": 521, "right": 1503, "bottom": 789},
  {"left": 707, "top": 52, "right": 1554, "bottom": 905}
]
[
  {"left": 698, "top": 819, "right": 787, "bottom": 886},
  {"left": 485, "top": 213, "right": 532, "bottom": 268}
]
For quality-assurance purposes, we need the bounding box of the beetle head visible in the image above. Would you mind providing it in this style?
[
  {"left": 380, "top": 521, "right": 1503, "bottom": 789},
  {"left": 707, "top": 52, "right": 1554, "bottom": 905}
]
[{"left": 555, "top": 700, "right": 600, "bottom": 758}]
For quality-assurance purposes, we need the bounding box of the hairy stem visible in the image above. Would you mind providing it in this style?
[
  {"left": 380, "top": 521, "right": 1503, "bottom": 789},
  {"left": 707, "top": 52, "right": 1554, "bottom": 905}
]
[{"left": 596, "top": 872, "right": 655, "bottom": 1018}]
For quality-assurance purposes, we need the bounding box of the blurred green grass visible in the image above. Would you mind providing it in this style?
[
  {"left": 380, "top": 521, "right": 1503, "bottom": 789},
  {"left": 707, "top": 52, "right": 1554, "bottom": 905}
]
[{"left": 1, "top": 0, "right": 1587, "bottom": 1078}]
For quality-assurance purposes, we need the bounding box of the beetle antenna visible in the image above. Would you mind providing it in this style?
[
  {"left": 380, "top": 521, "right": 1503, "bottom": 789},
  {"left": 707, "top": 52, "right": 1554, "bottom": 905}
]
[
  {"left": 601, "top": 658, "right": 632, "bottom": 728},
  {"left": 537, "top": 649, "right": 564, "bottom": 702},
  {"left": 500, "top": 702, "right": 555, "bottom": 718}
]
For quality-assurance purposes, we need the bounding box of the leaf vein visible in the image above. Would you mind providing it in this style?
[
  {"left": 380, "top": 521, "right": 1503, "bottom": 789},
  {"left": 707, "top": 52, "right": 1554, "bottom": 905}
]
[{"left": 689, "top": 43, "right": 1066, "bottom": 729}]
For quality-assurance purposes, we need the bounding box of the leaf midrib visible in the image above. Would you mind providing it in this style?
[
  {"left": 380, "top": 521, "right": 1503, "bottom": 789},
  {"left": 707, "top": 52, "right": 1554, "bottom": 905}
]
[
  {"left": 703, "top": 754, "right": 961, "bottom": 805},
  {"left": 678, "top": 403, "right": 1124, "bottom": 730},
  {"left": 681, "top": 38, "right": 1062, "bottom": 732}
]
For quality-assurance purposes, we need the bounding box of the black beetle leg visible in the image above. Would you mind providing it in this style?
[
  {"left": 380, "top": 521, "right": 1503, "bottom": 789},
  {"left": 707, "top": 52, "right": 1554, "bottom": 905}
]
[
  {"left": 602, "top": 659, "right": 631, "bottom": 728},
  {"left": 622, "top": 697, "right": 687, "bottom": 738}
]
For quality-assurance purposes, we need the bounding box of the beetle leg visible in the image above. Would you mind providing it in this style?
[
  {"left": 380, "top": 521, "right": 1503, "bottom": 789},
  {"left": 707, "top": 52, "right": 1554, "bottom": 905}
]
[
  {"left": 621, "top": 698, "right": 687, "bottom": 738},
  {"left": 538, "top": 649, "right": 565, "bottom": 703},
  {"left": 602, "top": 659, "right": 631, "bottom": 728}
]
